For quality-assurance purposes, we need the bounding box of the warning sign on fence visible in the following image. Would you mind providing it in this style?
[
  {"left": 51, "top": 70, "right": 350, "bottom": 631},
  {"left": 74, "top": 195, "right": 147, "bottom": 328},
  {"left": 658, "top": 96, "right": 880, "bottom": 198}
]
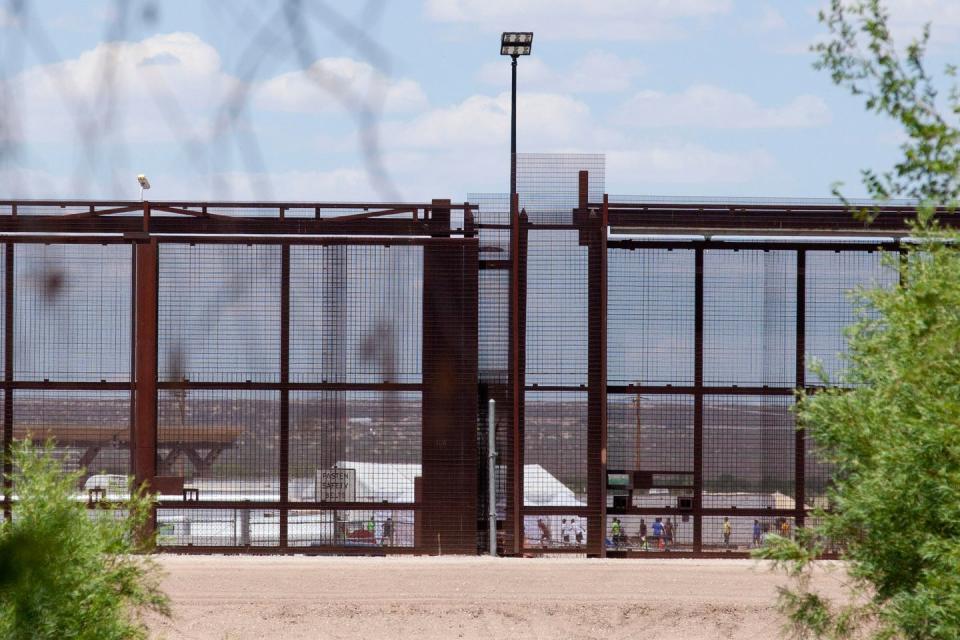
[{"left": 316, "top": 468, "right": 356, "bottom": 502}]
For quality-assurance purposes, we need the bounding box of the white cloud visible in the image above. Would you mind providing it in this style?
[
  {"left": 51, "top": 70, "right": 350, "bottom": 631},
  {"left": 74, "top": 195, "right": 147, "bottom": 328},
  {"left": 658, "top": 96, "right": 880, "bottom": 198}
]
[
  {"left": 889, "top": 0, "right": 960, "bottom": 46},
  {"left": 614, "top": 84, "right": 831, "bottom": 129},
  {"left": 202, "top": 168, "right": 374, "bottom": 201},
  {"left": 810, "top": 0, "right": 960, "bottom": 45},
  {"left": 385, "top": 91, "right": 596, "bottom": 149},
  {"left": 0, "top": 162, "right": 376, "bottom": 201},
  {"left": 477, "top": 51, "right": 644, "bottom": 93},
  {"left": 607, "top": 146, "right": 776, "bottom": 185},
  {"left": 424, "top": 0, "right": 732, "bottom": 40},
  {"left": 5, "top": 33, "right": 427, "bottom": 151},
  {"left": 255, "top": 58, "right": 428, "bottom": 115},
  {"left": 7, "top": 32, "right": 236, "bottom": 145},
  {"left": 746, "top": 5, "right": 787, "bottom": 33},
  {"left": 2, "top": 31, "right": 792, "bottom": 200}
]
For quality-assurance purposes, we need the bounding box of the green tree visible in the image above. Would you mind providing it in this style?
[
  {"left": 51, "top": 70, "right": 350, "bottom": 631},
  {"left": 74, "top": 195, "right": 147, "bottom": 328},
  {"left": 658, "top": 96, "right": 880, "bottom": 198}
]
[
  {"left": 0, "top": 441, "right": 169, "bottom": 640},
  {"left": 755, "top": 2, "right": 960, "bottom": 639}
]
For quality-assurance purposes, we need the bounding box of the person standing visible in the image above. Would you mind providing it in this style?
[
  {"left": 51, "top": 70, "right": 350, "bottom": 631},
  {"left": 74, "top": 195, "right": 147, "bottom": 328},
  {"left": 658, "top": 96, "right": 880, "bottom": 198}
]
[
  {"left": 664, "top": 518, "right": 675, "bottom": 551},
  {"left": 561, "top": 518, "right": 572, "bottom": 546},
  {"left": 722, "top": 516, "right": 732, "bottom": 549},
  {"left": 638, "top": 518, "right": 649, "bottom": 551},
  {"left": 752, "top": 519, "right": 762, "bottom": 548},
  {"left": 574, "top": 519, "right": 584, "bottom": 546},
  {"left": 365, "top": 515, "right": 376, "bottom": 544},
  {"left": 652, "top": 517, "right": 664, "bottom": 550},
  {"left": 780, "top": 518, "right": 791, "bottom": 539},
  {"left": 611, "top": 517, "right": 623, "bottom": 549},
  {"left": 537, "top": 517, "right": 552, "bottom": 548},
  {"left": 382, "top": 515, "right": 394, "bottom": 547}
]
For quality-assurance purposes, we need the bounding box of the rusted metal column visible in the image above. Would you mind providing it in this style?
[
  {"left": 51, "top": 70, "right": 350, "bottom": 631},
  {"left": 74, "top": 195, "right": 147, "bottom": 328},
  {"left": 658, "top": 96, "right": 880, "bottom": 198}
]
[
  {"left": 429, "top": 198, "right": 451, "bottom": 236},
  {"left": 279, "top": 243, "right": 290, "bottom": 547},
  {"left": 142, "top": 199, "right": 151, "bottom": 234},
  {"left": 421, "top": 203, "right": 479, "bottom": 554},
  {"left": 133, "top": 233, "right": 159, "bottom": 510},
  {"left": 585, "top": 183, "right": 608, "bottom": 557},
  {"left": 795, "top": 250, "right": 806, "bottom": 528},
  {"left": 2, "top": 243, "right": 13, "bottom": 521},
  {"left": 508, "top": 192, "right": 526, "bottom": 555},
  {"left": 693, "top": 248, "right": 704, "bottom": 553}
]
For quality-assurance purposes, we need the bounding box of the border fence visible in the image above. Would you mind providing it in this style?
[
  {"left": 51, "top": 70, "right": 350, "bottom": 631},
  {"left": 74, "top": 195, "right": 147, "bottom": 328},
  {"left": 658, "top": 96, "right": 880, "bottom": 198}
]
[{"left": 0, "top": 155, "right": 943, "bottom": 557}]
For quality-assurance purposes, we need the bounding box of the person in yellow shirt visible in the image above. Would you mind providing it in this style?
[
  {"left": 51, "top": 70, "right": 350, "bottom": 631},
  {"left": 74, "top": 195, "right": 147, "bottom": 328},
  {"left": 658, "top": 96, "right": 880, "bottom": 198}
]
[
  {"left": 780, "top": 518, "right": 791, "bottom": 539},
  {"left": 722, "top": 517, "right": 732, "bottom": 549}
]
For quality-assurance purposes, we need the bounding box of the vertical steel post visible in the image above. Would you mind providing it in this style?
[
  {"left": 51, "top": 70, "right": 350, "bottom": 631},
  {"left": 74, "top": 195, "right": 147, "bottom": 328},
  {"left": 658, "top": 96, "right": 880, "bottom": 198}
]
[
  {"left": 585, "top": 176, "right": 608, "bottom": 557},
  {"left": 693, "top": 248, "right": 704, "bottom": 553},
  {"left": 509, "top": 194, "right": 523, "bottom": 555},
  {"left": 795, "top": 250, "right": 806, "bottom": 528},
  {"left": 507, "top": 50, "right": 522, "bottom": 555},
  {"left": 279, "top": 243, "right": 290, "bottom": 548},
  {"left": 2, "top": 243, "right": 13, "bottom": 522},
  {"left": 488, "top": 398, "right": 497, "bottom": 556},
  {"left": 133, "top": 230, "right": 159, "bottom": 534},
  {"left": 898, "top": 244, "right": 907, "bottom": 287},
  {"left": 422, "top": 205, "right": 479, "bottom": 554}
]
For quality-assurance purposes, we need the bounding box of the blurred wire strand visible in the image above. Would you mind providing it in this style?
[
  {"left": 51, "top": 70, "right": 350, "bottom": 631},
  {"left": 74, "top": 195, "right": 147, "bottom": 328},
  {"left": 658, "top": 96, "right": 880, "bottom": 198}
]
[{"left": 0, "top": 0, "right": 401, "bottom": 200}]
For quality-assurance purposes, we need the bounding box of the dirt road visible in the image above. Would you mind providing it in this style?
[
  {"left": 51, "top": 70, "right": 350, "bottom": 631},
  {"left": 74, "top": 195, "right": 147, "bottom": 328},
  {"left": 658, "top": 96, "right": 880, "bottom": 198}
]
[{"left": 149, "top": 555, "right": 849, "bottom": 640}]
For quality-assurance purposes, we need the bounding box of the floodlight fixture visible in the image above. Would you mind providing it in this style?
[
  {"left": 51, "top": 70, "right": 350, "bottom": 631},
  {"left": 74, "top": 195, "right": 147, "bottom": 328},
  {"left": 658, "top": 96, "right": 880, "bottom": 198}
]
[
  {"left": 137, "top": 174, "right": 151, "bottom": 201},
  {"left": 500, "top": 32, "right": 533, "bottom": 56}
]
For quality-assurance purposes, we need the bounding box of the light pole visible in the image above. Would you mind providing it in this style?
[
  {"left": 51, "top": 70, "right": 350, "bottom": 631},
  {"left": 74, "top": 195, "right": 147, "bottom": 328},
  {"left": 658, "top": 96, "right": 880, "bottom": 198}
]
[
  {"left": 500, "top": 31, "right": 531, "bottom": 557},
  {"left": 500, "top": 32, "right": 533, "bottom": 215}
]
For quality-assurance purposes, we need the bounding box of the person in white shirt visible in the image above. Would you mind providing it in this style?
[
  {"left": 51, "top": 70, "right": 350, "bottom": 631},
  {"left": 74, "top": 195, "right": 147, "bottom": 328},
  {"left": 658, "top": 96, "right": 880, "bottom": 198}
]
[
  {"left": 573, "top": 519, "right": 584, "bottom": 546},
  {"left": 560, "top": 518, "right": 573, "bottom": 546}
]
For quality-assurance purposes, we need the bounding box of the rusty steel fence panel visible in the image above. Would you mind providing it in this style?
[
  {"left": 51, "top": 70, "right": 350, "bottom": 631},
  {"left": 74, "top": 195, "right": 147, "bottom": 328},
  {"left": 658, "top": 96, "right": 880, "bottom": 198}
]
[
  {"left": 0, "top": 201, "right": 479, "bottom": 556},
  {"left": 0, "top": 175, "right": 932, "bottom": 558},
  {"left": 605, "top": 206, "right": 905, "bottom": 558}
]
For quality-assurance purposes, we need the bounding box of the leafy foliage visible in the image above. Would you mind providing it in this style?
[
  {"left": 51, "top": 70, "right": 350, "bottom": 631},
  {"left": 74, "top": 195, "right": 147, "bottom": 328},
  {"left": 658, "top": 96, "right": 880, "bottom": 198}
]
[
  {"left": 814, "top": 0, "right": 960, "bottom": 209},
  {"left": 0, "top": 441, "right": 169, "bottom": 640},
  {"left": 755, "top": 2, "right": 960, "bottom": 638}
]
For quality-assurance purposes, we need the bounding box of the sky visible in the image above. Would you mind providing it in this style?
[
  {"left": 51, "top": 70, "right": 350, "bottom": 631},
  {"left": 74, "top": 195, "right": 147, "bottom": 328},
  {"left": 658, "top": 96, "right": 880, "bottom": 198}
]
[{"left": 0, "top": 0, "right": 957, "bottom": 202}]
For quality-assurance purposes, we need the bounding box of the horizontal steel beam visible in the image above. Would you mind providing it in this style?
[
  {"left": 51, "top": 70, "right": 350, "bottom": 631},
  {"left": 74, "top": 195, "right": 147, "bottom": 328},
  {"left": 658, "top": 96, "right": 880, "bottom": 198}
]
[
  {"left": 0, "top": 199, "right": 476, "bottom": 210},
  {"left": 0, "top": 216, "right": 439, "bottom": 236},
  {"left": 609, "top": 239, "right": 901, "bottom": 251},
  {"left": 606, "top": 385, "right": 797, "bottom": 395},
  {"left": 600, "top": 200, "right": 956, "bottom": 234},
  {"left": 155, "top": 500, "right": 419, "bottom": 510},
  {"left": 156, "top": 544, "right": 424, "bottom": 555},
  {"left": 156, "top": 381, "right": 423, "bottom": 392}
]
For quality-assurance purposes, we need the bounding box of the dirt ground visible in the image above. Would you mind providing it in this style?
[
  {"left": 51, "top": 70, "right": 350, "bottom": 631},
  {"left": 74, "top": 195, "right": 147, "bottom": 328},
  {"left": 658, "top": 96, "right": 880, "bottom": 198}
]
[{"left": 148, "top": 555, "right": 850, "bottom": 640}]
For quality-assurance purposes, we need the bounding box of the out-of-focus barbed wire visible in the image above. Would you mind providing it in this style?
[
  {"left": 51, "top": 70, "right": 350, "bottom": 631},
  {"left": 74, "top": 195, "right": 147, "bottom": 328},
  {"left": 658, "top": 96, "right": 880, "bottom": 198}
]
[
  {"left": 0, "top": 0, "right": 406, "bottom": 404},
  {"left": 0, "top": 0, "right": 400, "bottom": 200}
]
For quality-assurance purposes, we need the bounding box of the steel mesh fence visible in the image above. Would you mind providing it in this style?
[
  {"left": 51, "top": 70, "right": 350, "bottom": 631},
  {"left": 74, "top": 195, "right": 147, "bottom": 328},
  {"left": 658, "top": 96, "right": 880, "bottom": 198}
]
[
  {"left": 0, "top": 182, "right": 904, "bottom": 558},
  {"left": 12, "top": 389, "right": 130, "bottom": 495},
  {"left": 704, "top": 250, "right": 797, "bottom": 387},
  {"left": 159, "top": 244, "right": 281, "bottom": 384},
  {"left": 608, "top": 249, "right": 695, "bottom": 386},
  {"left": 1, "top": 209, "right": 478, "bottom": 553},
  {"left": 157, "top": 389, "right": 280, "bottom": 501},
  {"left": 15, "top": 244, "right": 131, "bottom": 382}
]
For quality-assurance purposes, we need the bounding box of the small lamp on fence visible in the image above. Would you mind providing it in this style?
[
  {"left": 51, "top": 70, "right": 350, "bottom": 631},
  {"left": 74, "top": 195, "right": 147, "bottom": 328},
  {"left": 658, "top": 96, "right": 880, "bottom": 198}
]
[{"left": 137, "top": 174, "right": 151, "bottom": 201}]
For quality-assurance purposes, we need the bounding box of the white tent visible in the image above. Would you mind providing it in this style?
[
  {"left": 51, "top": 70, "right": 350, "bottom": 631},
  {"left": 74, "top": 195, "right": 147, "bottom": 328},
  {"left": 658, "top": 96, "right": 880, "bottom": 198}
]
[
  {"left": 520, "top": 464, "right": 583, "bottom": 507},
  {"left": 334, "top": 461, "right": 421, "bottom": 503},
  {"left": 333, "top": 461, "right": 582, "bottom": 508}
]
